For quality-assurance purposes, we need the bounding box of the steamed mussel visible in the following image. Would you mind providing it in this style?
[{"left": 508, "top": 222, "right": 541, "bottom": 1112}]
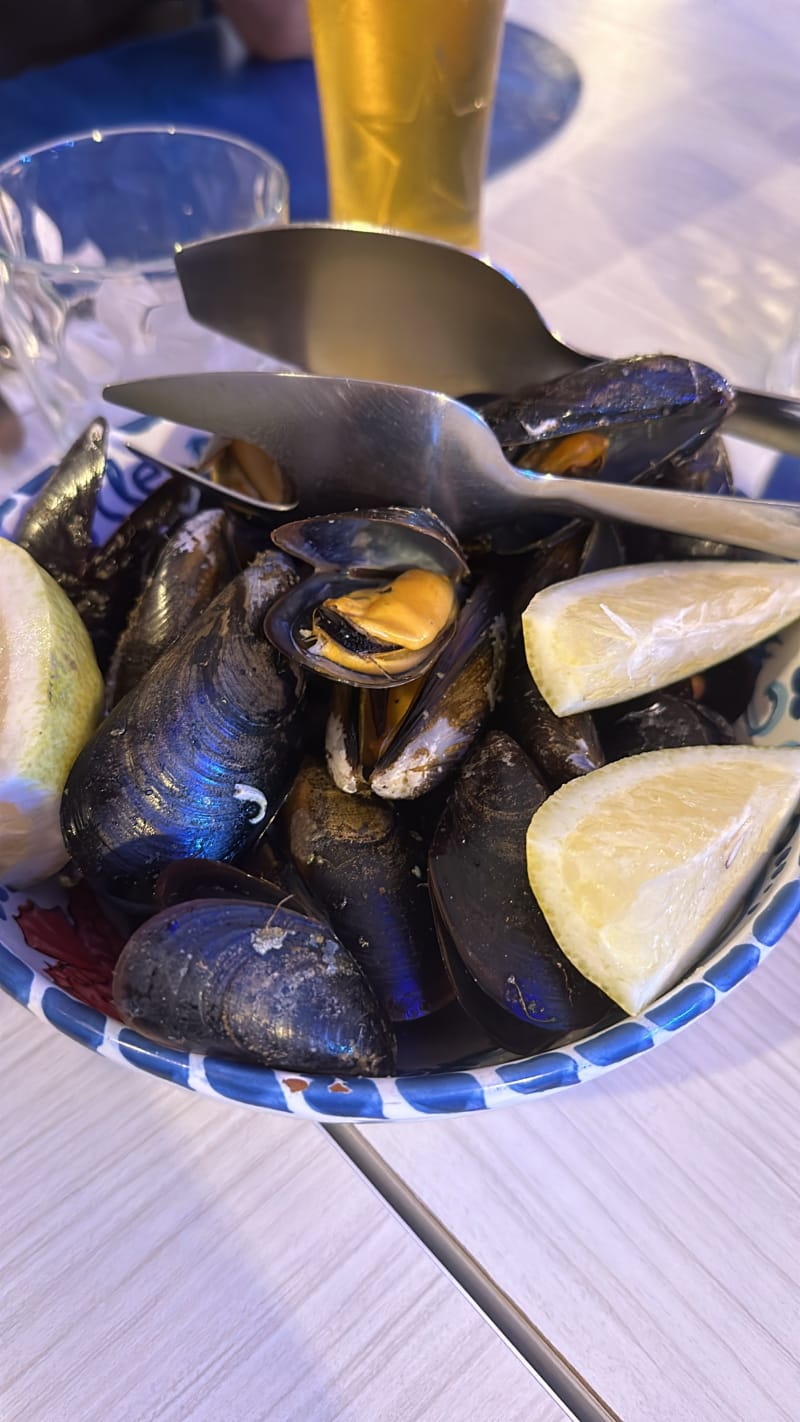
[
  {"left": 482, "top": 354, "right": 734, "bottom": 481},
  {"left": 6, "top": 345, "right": 769, "bottom": 1083},
  {"left": 113, "top": 898, "right": 395, "bottom": 1075},
  {"left": 478, "top": 354, "right": 735, "bottom": 553},
  {"left": 428, "top": 733, "right": 612, "bottom": 1052},
  {"left": 16, "top": 415, "right": 203, "bottom": 674},
  {"left": 620, "top": 433, "right": 740, "bottom": 562},
  {"left": 497, "top": 519, "right": 618, "bottom": 786},
  {"left": 265, "top": 507, "right": 468, "bottom": 686},
  {"left": 14, "top": 418, "right": 108, "bottom": 602},
  {"left": 265, "top": 507, "right": 506, "bottom": 800},
  {"left": 61, "top": 550, "right": 305, "bottom": 906},
  {"left": 106, "top": 507, "right": 237, "bottom": 707},
  {"left": 156, "top": 856, "right": 316, "bottom": 919},
  {"left": 14, "top": 417, "right": 201, "bottom": 674},
  {"left": 599, "top": 693, "right": 739, "bottom": 762},
  {"left": 281, "top": 760, "right": 451, "bottom": 1022},
  {"left": 325, "top": 577, "right": 506, "bottom": 799}
]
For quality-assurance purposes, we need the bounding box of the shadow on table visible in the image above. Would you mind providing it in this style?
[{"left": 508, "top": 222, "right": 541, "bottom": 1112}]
[
  {"left": 0, "top": 20, "right": 581, "bottom": 222},
  {"left": 490, "top": 23, "right": 582, "bottom": 178}
]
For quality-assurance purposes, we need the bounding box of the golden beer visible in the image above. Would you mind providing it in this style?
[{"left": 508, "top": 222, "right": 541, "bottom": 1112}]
[{"left": 308, "top": 0, "right": 506, "bottom": 249}]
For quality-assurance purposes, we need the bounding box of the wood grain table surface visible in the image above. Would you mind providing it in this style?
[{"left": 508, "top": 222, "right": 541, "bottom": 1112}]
[
  {"left": 1, "top": 3, "right": 799, "bottom": 1421},
  {"left": 0, "top": 993, "right": 563, "bottom": 1422}
]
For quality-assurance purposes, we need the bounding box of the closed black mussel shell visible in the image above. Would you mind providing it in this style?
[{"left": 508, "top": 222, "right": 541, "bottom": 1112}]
[
  {"left": 282, "top": 761, "right": 452, "bottom": 1023},
  {"left": 75, "top": 477, "right": 198, "bottom": 673},
  {"left": 106, "top": 507, "right": 237, "bottom": 706},
  {"left": 601, "top": 693, "right": 738, "bottom": 761},
  {"left": 113, "top": 898, "right": 396, "bottom": 1076},
  {"left": 14, "top": 417, "right": 108, "bottom": 599},
  {"left": 428, "top": 732, "right": 612, "bottom": 1050},
  {"left": 62, "top": 550, "right": 305, "bottom": 905},
  {"left": 621, "top": 433, "right": 744, "bottom": 562},
  {"left": 498, "top": 520, "right": 616, "bottom": 785}
]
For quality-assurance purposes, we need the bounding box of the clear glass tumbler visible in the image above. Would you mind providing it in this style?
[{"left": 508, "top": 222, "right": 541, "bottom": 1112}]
[
  {"left": 0, "top": 126, "right": 288, "bottom": 440},
  {"left": 308, "top": 0, "right": 506, "bottom": 250}
]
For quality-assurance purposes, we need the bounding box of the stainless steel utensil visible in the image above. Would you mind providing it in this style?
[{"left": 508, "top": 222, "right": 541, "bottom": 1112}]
[
  {"left": 107, "top": 371, "right": 800, "bottom": 557},
  {"left": 174, "top": 224, "right": 800, "bottom": 458}
]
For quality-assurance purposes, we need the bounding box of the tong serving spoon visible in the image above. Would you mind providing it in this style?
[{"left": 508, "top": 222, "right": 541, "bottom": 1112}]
[
  {"left": 174, "top": 224, "right": 800, "bottom": 458},
  {"left": 107, "top": 371, "right": 800, "bottom": 558}
]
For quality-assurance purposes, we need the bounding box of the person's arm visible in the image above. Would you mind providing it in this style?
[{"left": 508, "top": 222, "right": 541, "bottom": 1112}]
[{"left": 217, "top": 0, "right": 310, "bottom": 59}]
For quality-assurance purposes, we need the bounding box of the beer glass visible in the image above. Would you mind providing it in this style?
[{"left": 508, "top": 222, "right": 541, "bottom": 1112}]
[{"left": 308, "top": 0, "right": 506, "bottom": 250}]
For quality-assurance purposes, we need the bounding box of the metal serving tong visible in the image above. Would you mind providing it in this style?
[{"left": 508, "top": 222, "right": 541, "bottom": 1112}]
[
  {"left": 171, "top": 224, "right": 800, "bottom": 458},
  {"left": 108, "top": 371, "right": 800, "bottom": 558}
]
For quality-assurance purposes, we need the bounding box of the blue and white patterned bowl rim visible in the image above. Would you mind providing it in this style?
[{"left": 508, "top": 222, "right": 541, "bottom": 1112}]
[{"left": 2, "top": 424, "right": 800, "bottom": 1123}]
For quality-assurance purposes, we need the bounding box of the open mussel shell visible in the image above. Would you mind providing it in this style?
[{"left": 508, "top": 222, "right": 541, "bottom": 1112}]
[
  {"left": 326, "top": 577, "right": 506, "bottom": 800},
  {"left": 266, "top": 507, "right": 469, "bottom": 689},
  {"left": 125, "top": 438, "right": 298, "bottom": 519},
  {"left": 482, "top": 354, "right": 734, "bottom": 486},
  {"left": 281, "top": 760, "right": 452, "bottom": 1023},
  {"left": 265, "top": 569, "right": 460, "bottom": 688},
  {"left": 199, "top": 436, "right": 297, "bottom": 510},
  {"left": 106, "top": 508, "right": 237, "bottom": 707},
  {"left": 428, "top": 732, "right": 612, "bottom": 1050},
  {"left": 112, "top": 898, "right": 396, "bottom": 1076},
  {"left": 14, "top": 417, "right": 108, "bottom": 598},
  {"left": 272, "top": 506, "right": 468, "bottom": 578},
  {"left": 62, "top": 550, "right": 305, "bottom": 906}
]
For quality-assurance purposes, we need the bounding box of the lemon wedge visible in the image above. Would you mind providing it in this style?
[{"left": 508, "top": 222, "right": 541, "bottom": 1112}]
[
  {"left": 522, "top": 559, "right": 800, "bottom": 716},
  {"left": 526, "top": 745, "right": 800, "bottom": 1015},
  {"left": 0, "top": 538, "right": 103, "bottom": 887}
]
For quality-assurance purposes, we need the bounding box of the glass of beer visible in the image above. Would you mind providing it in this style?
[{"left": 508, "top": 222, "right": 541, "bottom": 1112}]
[{"left": 308, "top": 0, "right": 506, "bottom": 250}]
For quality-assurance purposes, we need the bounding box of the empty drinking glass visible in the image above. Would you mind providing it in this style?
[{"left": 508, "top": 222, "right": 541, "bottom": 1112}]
[{"left": 0, "top": 126, "right": 288, "bottom": 442}]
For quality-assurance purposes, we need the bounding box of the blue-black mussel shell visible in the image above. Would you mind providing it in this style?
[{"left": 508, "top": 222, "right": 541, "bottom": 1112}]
[
  {"left": 428, "top": 731, "right": 613, "bottom": 1051},
  {"left": 61, "top": 550, "right": 305, "bottom": 906},
  {"left": 112, "top": 898, "right": 396, "bottom": 1076},
  {"left": 483, "top": 354, "right": 734, "bottom": 480},
  {"left": 14, "top": 417, "right": 108, "bottom": 599},
  {"left": 281, "top": 759, "right": 452, "bottom": 1023},
  {"left": 106, "top": 507, "right": 237, "bottom": 707}
]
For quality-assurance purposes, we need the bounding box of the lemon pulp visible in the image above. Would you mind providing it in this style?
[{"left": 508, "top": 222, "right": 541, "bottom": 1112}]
[
  {"left": 0, "top": 539, "right": 103, "bottom": 887},
  {"left": 522, "top": 560, "right": 800, "bottom": 716},
  {"left": 526, "top": 745, "right": 800, "bottom": 1015}
]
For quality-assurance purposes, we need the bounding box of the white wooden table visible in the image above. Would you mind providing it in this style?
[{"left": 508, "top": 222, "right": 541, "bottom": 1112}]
[{"left": 1, "top": 3, "right": 799, "bottom": 1419}]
